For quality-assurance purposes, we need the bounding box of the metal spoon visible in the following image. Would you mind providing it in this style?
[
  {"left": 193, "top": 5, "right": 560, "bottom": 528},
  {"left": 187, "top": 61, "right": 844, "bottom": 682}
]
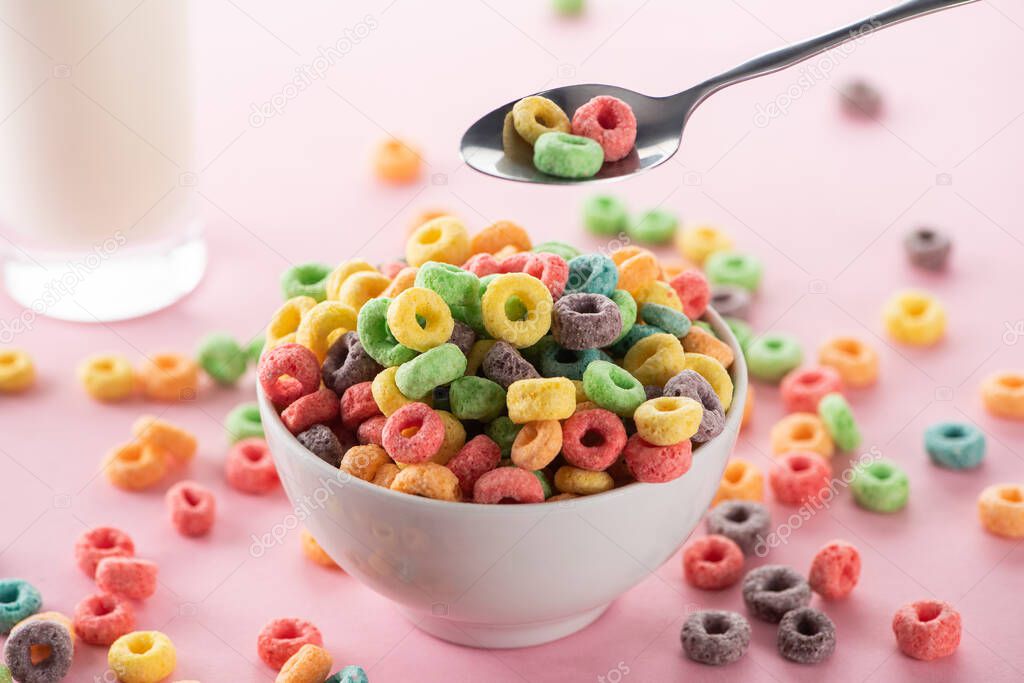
[{"left": 460, "top": 0, "right": 978, "bottom": 184}]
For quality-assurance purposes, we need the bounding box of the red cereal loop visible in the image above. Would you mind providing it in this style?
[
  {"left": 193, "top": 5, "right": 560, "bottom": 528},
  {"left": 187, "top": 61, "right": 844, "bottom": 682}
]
[
  {"left": 356, "top": 414, "right": 387, "bottom": 446},
  {"left": 74, "top": 527, "right": 135, "bottom": 578},
  {"left": 520, "top": 252, "right": 569, "bottom": 299},
  {"left": 447, "top": 435, "right": 501, "bottom": 495},
  {"left": 561, "top": 409, "right": 627, "bottom": 472},
  {"left": 892, "top": 600, "right": 961, "bottom": 661},
  {"left": 779, "top": 366, "right": 844, "bottom": 414},
  {"left": 463, "top": 253, "right": 502, "bottom": 278},
  {"left": 257, "top": 617, "right": 324, "bottom": 670},
  {"left": 682, "top": 535, "right": 744, "bottom": 590},
  {"left": 570, "top": 95, "right": 638, "bottom": 162},
  {"left": 497, "top": 252, "right": 532, "bottom": 273},
  {"left": 473, "top": 467, "right": 545, "bottom": 504},
  {"left": 769, "top": 452, "right": 831, "bottom": 505},
  {"left": 95, "top": 557, "right": 158, "bottom": 600},
  {"left": 668, "top": 270, "right": 710, "bottom": 320},
  {"left": 165, "top": 480, "right": 216, "bottom": 537},
  {"left": 225, "top": 438, "right": 279, "bottom": 494},
  {"left": 381, "top": 402, "right": 444, "bottom": 464},
  {"left": 281, "top": 387, "right": 340, "bottom": 434},
  {"left": 808, "top": 540, "right": 861, "bottom": 600},
  {"left": 623, "top": 433, "right": 693, "bottom": 483},
  {"left": 73, "top": 593, "right": 136, "bottom": 646},
  {"left": 258, "top": 343, "right": 321, "bottom": 409},
  {"left": 340, "top": 381, "right": 382, "bottom": 430}
]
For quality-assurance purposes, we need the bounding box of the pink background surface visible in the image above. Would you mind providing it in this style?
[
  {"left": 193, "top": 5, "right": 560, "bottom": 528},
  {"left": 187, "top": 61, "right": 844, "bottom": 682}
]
[{"left": 2, "top": 0, "right": 1024, "bottom": 681}]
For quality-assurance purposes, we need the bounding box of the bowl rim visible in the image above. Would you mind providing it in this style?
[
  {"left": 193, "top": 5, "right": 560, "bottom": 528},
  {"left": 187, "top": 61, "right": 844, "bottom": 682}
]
[{"left": 258, "top": 306, "right": 748, "bottom": 514}]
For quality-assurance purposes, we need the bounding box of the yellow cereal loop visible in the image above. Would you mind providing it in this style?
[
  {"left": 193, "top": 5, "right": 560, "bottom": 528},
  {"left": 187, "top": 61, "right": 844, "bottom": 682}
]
[
  {"left": 276, "top": 643, "right": 333, "bottom": 683},
  {"left": 677, "top": 225, "right": 733, "bottom": 264},
  {"left": 633, "top": 396, "right": 703, "bottom": 445},
  {"left": 267, "top": 296, "right": 317, "bottom": 348},
  {"left": 325, "top": 258, "right": 376, "bottom": 301},
  {"left": 555, "top": 466, "right": 614, "bottom": 496},
  {"left": 406, "top": 216, "right": 471, "bottom": 267},
  {"left": 77, "top": 354, "right": 135, "bottom": 401},
  {"left": 0, "top": 349, "right": 35, "bottom": 393},
  {"left": 300, "top": 528, "right": 340, "bottom": 569},
  {"left": 632, "top": 279, "right": 683, "bottom": 312},
  {"left": 511, "top": 95, "right": 571, "bottom": 145},
  {"left": 977, "top": 483, "right": 1024, "bottom": 538},
  {"left": 623, "top": 333, "right": 686, "bottom": 387},
  {"left": 337, "top": 270, "right": 390, "bottom": 312},
  {"left": 571, "top": 379, "right": 588, "bottom": 403},
  {"left": 882, "top": 289, "right": 946, "bottom": 346},
  {"left": 466, "top": 340, "right": 497, "bottom": 375},
  {"left": 387, "top": 287, "right": 455, "bottom": 352},
  {"left": 481, "top": 273, "right": 553, "bottom": 348},
  {"left": 371, "top": 366, "right": 431, "bottom": 416},
  {"left": 295, "top": 301, "right": 358, "bottom": 362},
  {"left": 381, "top": 266, "right": 418, "bottom": 298},
  {"left": 268, "top": 332, "right": 296, "bottom": 350},
  {"left": 108, "top": 631, "right": 176, "bottom": 683},
  {"left": 432, "top": 410, "right": 467, "bottom": 465},
  {"left": 683, "top": 352, "right": 735, "bottom": 411},
  {"left": 712, "top": 457, "right": 764, "bottom": 506},
  {"left": 506, "top": 377, "right": 576, "bottom": 423}
]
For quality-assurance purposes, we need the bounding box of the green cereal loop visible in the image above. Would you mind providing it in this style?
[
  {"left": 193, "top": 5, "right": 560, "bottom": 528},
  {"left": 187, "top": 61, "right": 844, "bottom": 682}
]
[
  {"left": 225, "top": 402, "right": 264, "bottom": 443},
  {"left": 610, "top": 289, "right": 637, "bottom": 343},
  {"left": 539, "top": 344, "right": 608, "bottom": 381},
  {"left": 0, "top": 664, "right": 11, "bottom": 683},
  {"left": 607, "top": 323, "right": 661, "bottom": 357},
  {"left": 818, "top": 392, "right": 861, "bottom": 452},
  {"left": 520, "top": 335, "right": 552, "bottom": 366},
  {"left": 724, "top": 318, "right": 753, "bottom": 351},
  {"left": 628, "top": 208, "right": 678, "bottom": 245},
  {"left": 280, "top": 262, "right": 331, "bottom": 301},
  {"left": 395, "top": 343, "right": 467, "bottom": 399},
  {"left": 415, "top": 261, "right": 484, "bottom": 332},
  {"left": 582, "top": 360, "right": 645, "bottom": 417},
  {"left": 705, "top": 251, "right": 763, "bottom": 292},
  {"left": 486, "top": 416, "right": 522, "bottom": 458},
  {"left": 450, "top": 376, "right": 507, "bottom": 422},
  {"left": 533, "top": 132, "right": 604, "bottom": 179},
  {"left": 196, "top": 332, "right": 247, "bottom": 386},
  {"left": 246, "top": 335, "right": 266, "bottom": 364},
  {"left": 553, "top": 0, "right": 585, "bottom": 15},
  {"left": 640, "top": 303, "right": 691, "bottom": 338},
  {"left": 850, "top": 458, "right": 909, "bottom": 513},
  {"left": 583, "top": 195, "right": 628, "bottom": 236},
  {"left": 533, "top": 469, "right": 554, "bottom": 498},
  {"left": 532, "top": 241, "right": 581, "bottom": 261},
  {"left": 746, "top": 333, "right": 803, "bottom": 383},
  {"left": 356, "top": 297, "right": 418, "bottom": 367}
]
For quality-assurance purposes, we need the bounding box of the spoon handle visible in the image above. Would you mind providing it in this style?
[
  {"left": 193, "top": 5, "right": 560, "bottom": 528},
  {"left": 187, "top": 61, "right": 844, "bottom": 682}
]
[{"left": 691, "top": 0, "right": 979, "bottom": 99}]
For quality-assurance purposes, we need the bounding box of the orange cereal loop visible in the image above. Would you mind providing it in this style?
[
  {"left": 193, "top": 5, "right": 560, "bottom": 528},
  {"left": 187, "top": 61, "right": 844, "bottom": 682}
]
[
  {"left": 770, "top": 413, "right": 834, "bottom": 459},
  {"left": 611, "top": 247, "right": 660, "bottom": 294},
  {"left": 138, "top": 353, "right": 199, "bottom": 402},
  {"left": 0, "top": 348, "right": 35, "bottom": 393},
  {"left": 818, "top": 336, "right": 879, "bottom": 388},
  {"left": 712, "top": 457, "right": 764, "bottom": 506},
  {"left": 977, "top": 484, "right": 1024, "bottom": 538},
  {"left": 371, "top": 463, "right": 400, "bottom": 488},
  {"left": 682, "top": 326, "right": 735, "bottom": 368},
  {"left": 390, "top": 462, "right": 461, "bottom": 501},
  {"left": 340, "top": 444, "right": 391, "bottom": 481},
  {"left": 406, "top": 216, "right": 471, "bottom": 267},
  {"left": 325, "top": 259, "right": 376, "bottom": 301},
  {"left": 104, "top": 441, "right": 168, "bottom": 490},
  {"left": 470, "top": 220, "right": 532, "bottom": 255},
  {"left": 981, "top": 372, "right": 1024, "bottom": 420},
  {"left": 336, "top": 270, "right": 391, "bottom": 312},
  {"left": 300, "top": 528, "right": 341, "bottom": 569},
  {"left": 381, "top": 266, "right": 419, "bottom": 298},
  {"left": 741, "top": 385, "right": 755, "bottom": 429},
  {"left": 277, "top": 643, "right": 333, "bottom": 683},
  {"left": 374, "top": 138, "right": 421, "bottom": 184},
  {"left": 131, "top": 415, "right": 197, "bottom": 464}
]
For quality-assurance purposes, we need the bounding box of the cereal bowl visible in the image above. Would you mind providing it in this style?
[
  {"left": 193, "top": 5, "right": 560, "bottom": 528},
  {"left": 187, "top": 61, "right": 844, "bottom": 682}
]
[{"left": 258, "top": 308, "right": 747, "bottom": 649}]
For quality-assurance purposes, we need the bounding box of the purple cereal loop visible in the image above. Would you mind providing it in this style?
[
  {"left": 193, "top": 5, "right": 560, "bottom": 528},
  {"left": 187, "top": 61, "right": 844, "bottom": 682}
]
[
  {"left": 448, "top": 321, "right": 477, "bottom": 356},
  {"left": 777, "top": 607, "right": 836, "bottom": 663},
  {"left": 321, "top": 332, "right": 383, "bottom": 397},
  {"left": 680, "top": 610, "right": 751, "bottom": 666},
  {"left": 705, "top": 500, "right": 771, "bottom": 556},
  {"left": 482, "top": 341, "right": 540, "bottom": 389},
  {"left": 550, "top": 293, "right": 623, "bottom": 350},
  {"left": 296, "top": 424, "right": 345, "bottom": 468},
  {"left": 903, "top": 227, "right": 951, "bottom": 271},
  {"left": 643, "top": 384, "right": 663, "bottom": 400},
  {"left": 709, "top": 285, "right": 751, "bottom": 320},
  {"left": 4, "top": 619, "right": 74, "bottom": 683},
  {"left": 741, "top": 564, "right": 812, "bottom": 623},
  {"left": 664, "top": 370, "right": 725, "bottom": 443}
]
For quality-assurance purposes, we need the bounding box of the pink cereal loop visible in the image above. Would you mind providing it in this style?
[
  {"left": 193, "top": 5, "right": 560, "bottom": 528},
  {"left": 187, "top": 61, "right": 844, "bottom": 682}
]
[
  {"left": 381, "top": 402, "right": 444, "bottom": 464},
  {"left": 473, "top": 467, "right": 545, "bottom": 504},
  {"left": 281, "top": 387, "right": 340, "bottom": 434},
  {"left": 258, "top": 343, "right": 321, "bottom": 409},
  {"left": 570, "top": 95, "right": 638, "bottom": 162}
]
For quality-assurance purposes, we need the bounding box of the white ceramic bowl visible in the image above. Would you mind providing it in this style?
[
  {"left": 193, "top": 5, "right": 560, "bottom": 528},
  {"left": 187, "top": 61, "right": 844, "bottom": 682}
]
[{"left": 259, "top": 309, "right": 747, "bottom": 648}]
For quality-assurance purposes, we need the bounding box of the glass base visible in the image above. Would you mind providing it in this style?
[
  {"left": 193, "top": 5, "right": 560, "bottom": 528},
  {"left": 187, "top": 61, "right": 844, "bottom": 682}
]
[{"left": 3, "top": 231, "right": 206, "bottom": 322}]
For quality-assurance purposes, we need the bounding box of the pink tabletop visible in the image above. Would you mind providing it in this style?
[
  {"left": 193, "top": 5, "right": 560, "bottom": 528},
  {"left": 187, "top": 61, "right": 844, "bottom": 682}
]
[{"left": 2, "top": 1, "right": 1023, "bottom": 681}]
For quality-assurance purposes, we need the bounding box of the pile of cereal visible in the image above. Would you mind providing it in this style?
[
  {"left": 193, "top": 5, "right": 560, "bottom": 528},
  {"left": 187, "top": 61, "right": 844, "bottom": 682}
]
[
  {"left": 257, "top": 215, "right": 736, "bottom": 503},
  {"left": 502, "top": 95, "right": 638, "bottom": 178}
]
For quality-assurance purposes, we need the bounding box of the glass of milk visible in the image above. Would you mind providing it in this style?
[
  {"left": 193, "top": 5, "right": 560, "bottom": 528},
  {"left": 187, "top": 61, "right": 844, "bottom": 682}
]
[{"left": 0, "top": 0, "right": 205, "bottom": 322}]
